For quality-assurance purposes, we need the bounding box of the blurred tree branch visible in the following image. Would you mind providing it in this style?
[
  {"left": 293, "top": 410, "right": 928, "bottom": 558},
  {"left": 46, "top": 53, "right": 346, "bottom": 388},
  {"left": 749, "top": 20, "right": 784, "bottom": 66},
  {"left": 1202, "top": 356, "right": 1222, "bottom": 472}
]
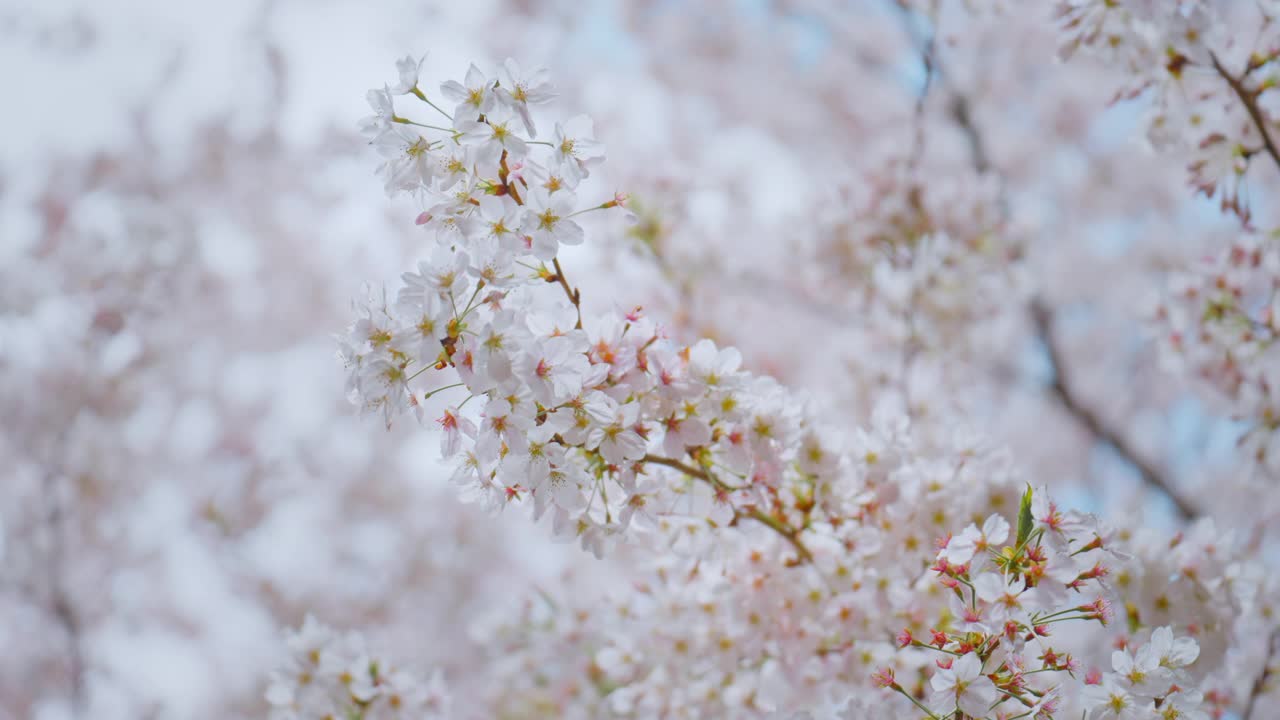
[
  {"left": 893, "top": 2, "right": 1200, "bottom": 521},
  {"left": 1211, "top": 51, "right": 1280, "bottom": 177},
  {"left": 44, "top": 470, "right": 86, "bottom": 713},
  {"left": 1244, "top": 627, "right": 1279, "bottom": 720},
  {"left": 1032, "top": 300, "right": 1199, "bottom": 521}
]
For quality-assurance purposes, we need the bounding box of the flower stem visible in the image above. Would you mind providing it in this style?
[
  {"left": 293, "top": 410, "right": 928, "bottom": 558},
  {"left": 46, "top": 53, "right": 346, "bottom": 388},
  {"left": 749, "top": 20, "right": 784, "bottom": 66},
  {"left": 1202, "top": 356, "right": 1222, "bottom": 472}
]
[
  {"left": 410, "top": 87, "right": 455, "bottom": 122},
  {"left": 891, "top": 685, "right": 941, "bottom": 720},
  {"left": 392, "top": 115, "right": 454, "bottom": 133}
]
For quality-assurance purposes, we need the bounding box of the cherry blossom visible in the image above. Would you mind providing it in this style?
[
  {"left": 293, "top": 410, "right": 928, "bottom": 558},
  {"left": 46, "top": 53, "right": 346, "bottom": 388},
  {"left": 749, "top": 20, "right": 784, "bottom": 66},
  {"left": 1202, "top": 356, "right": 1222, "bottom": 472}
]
[
  {"left": 930, "top": 652, "right": 998, "bottom": 718},
  {"left": 18, "top": 3, "right": 1280, "bottom": 717}
]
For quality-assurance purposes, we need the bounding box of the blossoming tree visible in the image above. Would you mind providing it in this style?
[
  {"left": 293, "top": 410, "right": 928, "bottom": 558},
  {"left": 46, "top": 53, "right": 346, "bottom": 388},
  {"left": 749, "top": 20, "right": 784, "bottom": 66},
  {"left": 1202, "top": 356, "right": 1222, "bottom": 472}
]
[
  {"left": 6, "top": 0, "right": 1280, "bottom": 719},
  {"left": 265, "top": 3, "right": 1280, "bottom": 717}
]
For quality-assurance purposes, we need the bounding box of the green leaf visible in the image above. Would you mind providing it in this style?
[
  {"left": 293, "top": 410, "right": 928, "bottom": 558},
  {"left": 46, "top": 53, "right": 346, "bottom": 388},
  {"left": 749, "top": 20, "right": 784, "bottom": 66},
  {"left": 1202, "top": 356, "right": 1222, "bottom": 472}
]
[{"left": 1016, "top": 484, "right": 1035, "bottom": 549}]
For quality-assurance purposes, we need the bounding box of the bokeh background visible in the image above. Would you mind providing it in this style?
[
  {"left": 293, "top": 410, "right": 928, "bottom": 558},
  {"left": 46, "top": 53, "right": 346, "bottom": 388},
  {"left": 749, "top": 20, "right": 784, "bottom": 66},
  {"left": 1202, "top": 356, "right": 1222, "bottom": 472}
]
[{"left": 3, "top": 1, "right": 1276, "bottom": 718}]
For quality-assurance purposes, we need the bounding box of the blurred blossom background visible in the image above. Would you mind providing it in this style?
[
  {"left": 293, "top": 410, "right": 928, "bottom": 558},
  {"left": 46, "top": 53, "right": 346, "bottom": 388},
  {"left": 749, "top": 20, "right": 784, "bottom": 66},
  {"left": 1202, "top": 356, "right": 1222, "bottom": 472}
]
[{"left": 2, "top": 0, "right": 1278, "bottom": 718}]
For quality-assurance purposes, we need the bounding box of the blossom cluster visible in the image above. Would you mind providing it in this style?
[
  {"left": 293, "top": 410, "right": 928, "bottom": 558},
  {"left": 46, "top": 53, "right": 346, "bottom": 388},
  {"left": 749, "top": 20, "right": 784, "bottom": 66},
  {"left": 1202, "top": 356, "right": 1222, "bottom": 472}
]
[
  {"left": 16, "top": 2, "right": 1280, "bottom": 718},
  {"left": 1151, "top": 234, "right": 1280, "bottom": 478},
  {"left": 267, "top": 616, "right": 450, "bottom": 719},
  {"left": 459, "top": 462, "right": 1227, "bottom": 718},
  {"left": 342, "top": 55, "right": 860, "bottom": 562},
  {"left": 1081, "top": 627, "right": 1206, "bottom": 720},
  {"left": 449, "top": 407, "right": 1037, "bottom": 717},
  {"left": 876, "top": 487, "right": 1215, "bottom": 719},
  {"left": 460, "top": 397, "right": 1248, "bottom": 719},
  {"left": 326, "top": 53, "right": 1258, "bottom": 719},
  {"left": 804, "top": 164, "right": 1028, "bottom": 419},
  {"left": 1056, "top": 0, "right": 1280, "bottom": 221}
]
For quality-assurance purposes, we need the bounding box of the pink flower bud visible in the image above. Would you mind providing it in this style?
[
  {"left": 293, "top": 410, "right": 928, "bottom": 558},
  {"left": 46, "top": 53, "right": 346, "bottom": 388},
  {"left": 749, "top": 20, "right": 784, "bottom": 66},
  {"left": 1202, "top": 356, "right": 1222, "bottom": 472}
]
[
  {"left": 896, "top": 628, "right": 913, "bottom": 648},
  {"left": 870, "top": 667, "right": 896, "bottom": 689}
]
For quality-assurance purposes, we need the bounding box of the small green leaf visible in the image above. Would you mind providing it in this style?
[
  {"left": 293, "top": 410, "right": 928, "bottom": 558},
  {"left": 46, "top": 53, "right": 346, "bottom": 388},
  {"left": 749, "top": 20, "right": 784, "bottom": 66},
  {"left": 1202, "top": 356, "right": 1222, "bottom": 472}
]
[{"left": 1016, "top": 484, "right": 1035, "bottom": 548}]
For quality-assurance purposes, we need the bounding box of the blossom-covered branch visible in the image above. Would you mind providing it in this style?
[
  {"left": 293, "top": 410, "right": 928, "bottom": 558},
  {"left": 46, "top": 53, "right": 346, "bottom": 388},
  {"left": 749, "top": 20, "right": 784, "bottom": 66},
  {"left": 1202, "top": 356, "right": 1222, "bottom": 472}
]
[
  {"left": 267, "top": 616, "right": 451, "bottom": 719},
  {"left": 1209, "top": 50, "right": 1280, "bottom": 177},
  {"left": 1058, "top": 0, "right": 1280, "bottom": 223},
  {"left": 321, "top": 53, "right": 1253, "bottom": 719}
]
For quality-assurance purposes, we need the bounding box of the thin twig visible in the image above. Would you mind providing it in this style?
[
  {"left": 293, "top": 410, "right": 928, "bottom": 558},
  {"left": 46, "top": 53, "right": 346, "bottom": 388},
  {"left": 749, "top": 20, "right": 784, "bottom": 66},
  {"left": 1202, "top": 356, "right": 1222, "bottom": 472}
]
[
  {"left": 740, "top": 507, "right": 815, "bottom": 564},
  {"left": 641, "top": 454, "right": 814, "bottom": 563},
  {"left": 43, "top": 467, "right": 86, "bottom": 713},
  {"left": 1244, "top": 627, "right": 1280, "bottom": 720},
  {"left": 1031, "top": 300, "right": 1199, "bottom": 520},
  {"left": 551, "top": 257, "right": 583, "bottom": 330}
]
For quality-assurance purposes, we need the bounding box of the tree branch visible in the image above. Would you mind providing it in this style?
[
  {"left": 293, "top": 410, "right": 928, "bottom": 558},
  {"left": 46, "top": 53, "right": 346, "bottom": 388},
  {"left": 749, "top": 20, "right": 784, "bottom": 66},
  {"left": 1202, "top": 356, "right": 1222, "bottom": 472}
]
[
  {"left": 1031, "top": 300, "right": 1199, "bottom": 521},
  {"left": 893, "top": 4, "right": 1193, "bottom": 520},
  {"left": 949, "top": 94, "right": 991, "bottom": 174},
  {"left": 895, "top": 4, "right": 1195, "bottom": 520},
  {"left": 642, "top": 453, "right": 719, "bottom": 487},
  {"left": 1210, "top": 51, "right": 1280, "bottom": 177}
]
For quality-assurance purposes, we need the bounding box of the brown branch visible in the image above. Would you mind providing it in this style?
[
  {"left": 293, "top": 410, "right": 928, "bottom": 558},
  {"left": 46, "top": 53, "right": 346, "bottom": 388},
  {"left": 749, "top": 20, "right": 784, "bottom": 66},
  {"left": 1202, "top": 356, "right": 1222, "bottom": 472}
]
[
  {"left": 740, "top": 507, "right": 815, "bottom": 565},
  {"left": 642, "top": 453, "right": 719, "bottom": 486},
  {"left": 507, "top": 151, "right": 583, "bottom": 330},
  {"left": 640, "top": 454, "right": 814, "bottom": 563},
  {"left": 1031, "top": 300, "right": 1199, "bottom": 521},
  {"left": 950, "top": 94, "right": 991, "bottom": 174},
  {"left": 899, "top": 2, "right": 1195, "bottom": 521},
  {"left": 896, "top": 1, "right": 1193, "bottom": 521},
  {"left": 1245, "top": 627, "right": 1280, "bottom": 720},
  {"left": 550, "top": 257, "right": 582, "bottom": 330},
  {"left": 1211, "top": 51, "right": 1280, "bottom": 176}
]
